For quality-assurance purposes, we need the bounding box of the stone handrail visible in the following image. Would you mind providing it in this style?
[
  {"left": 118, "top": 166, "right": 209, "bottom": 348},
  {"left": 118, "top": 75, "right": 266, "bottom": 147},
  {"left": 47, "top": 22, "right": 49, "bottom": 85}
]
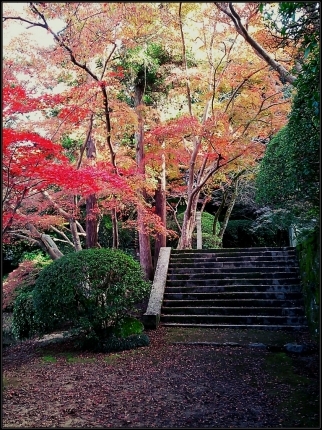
[{"left": 142, "top": 247, "right": 171, "bottom": 329}]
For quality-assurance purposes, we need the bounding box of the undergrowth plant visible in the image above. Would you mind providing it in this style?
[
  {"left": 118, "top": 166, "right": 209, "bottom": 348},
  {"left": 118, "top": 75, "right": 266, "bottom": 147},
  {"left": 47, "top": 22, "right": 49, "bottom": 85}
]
[{"left": 12, "top": 248, "right": 151, "bottom": 344}]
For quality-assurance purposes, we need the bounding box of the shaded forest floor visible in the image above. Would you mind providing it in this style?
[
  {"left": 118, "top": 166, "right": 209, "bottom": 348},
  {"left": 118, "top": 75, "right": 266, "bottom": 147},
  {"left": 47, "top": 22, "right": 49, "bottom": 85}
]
[{"left": 2, "top": 326, "right": 320, "bottom": 428}]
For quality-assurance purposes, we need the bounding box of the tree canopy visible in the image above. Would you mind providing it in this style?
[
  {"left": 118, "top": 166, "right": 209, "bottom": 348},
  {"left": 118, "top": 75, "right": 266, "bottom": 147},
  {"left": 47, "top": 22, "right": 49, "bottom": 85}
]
[{"left": 2, "top": 2, "right": 318, "bottom": 261}]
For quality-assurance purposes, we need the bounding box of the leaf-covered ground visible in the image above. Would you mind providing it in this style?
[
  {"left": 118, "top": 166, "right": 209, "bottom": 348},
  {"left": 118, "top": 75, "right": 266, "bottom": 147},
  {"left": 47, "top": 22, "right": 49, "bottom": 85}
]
[{"left": 2, "top": 327, "right": 320, "bottom": 428}]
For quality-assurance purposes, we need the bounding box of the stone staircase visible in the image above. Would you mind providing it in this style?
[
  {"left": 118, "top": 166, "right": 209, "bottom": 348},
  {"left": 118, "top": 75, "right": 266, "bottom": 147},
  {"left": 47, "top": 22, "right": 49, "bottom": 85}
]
[{"left": 160, "top": 247, "right": 308, "bottom": 330}]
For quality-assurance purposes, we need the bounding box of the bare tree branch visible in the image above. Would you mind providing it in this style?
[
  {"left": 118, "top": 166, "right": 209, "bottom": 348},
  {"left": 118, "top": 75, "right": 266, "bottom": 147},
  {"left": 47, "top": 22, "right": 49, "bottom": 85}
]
[{"left": 215, "top": 3, "right": 296, "bottom": 85}]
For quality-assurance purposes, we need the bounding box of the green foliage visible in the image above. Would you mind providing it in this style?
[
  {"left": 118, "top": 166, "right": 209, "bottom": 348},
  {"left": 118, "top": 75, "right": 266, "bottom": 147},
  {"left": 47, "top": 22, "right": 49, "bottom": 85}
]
[
  {"left": 19, "top": 250, "right": 51, "bottom": 265},
  {"left": 78, "top": 332, "right": 150, "bottom": 353},
  {"left": 2, "top": 240, "right": 40, "bottom": 268},
  {"left": 193, "top": 233, "right": 222, "bottom": 249},
  {"left": 3, "top": 252, "right": 52, "bottom": 311},
  {"left": 32, "top": 248, "right": 151, "bottom": 339},
  {"left": 61, "top": 134, "right": 83, "bottom": 162},
  {"left": 224, "top": 219, "right": 288, "bottom": 248},
  {"left": 2, "top": 326, "right": 16, "bottom": 347},
  {"left": 46, "top": 107, "right": 60, "bottom": 118},
  {"left": 296, "top": 227, "right": 320, "bottom": 338},
  {"left": 100, "top": 333, "right": 150, "bottom": 353},
  {"left": 98, "top": 215, "right": 137, "bottom": 257},
  {"left": 256, "top": 43, "right": 319, "bottom": 228},
  {"left": 200, "top": 211, "right": 216, "bottom": 234},
  {"left": 168, "top": 211, "right": 221, "bottom": 248},
  {"left": 118, "top": 43, "right": 170, "bottom": 91},
  {"left": 115, "top": 42, "right": 187, "bottom": 106},
  {"left": 2, "top": 313, "right": 15, "bottom": 347},
  {"left": 261, "top": 2, "right": 319, "bottom": 55},
  {"left": 255, "top": 128, "right": 293, "bottom": 207},
  {"left": 12, "top": 291, "right": 39, "bottom": 340},
  {"left": 111, "top": 316, "right": 144, "bottom": 338}
]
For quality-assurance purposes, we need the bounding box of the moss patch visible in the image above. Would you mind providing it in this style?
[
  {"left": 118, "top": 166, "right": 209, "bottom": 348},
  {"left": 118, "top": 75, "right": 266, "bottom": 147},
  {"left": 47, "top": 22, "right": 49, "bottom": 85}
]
[
  {"left": 296, "top": 229, "right": 320, "bottom": 338},
  {"left": 263, "top": 352, "right": 319, "bottom": 427},
  {"left": 164, "top": 327, "right": 311, "bottom": 347}
]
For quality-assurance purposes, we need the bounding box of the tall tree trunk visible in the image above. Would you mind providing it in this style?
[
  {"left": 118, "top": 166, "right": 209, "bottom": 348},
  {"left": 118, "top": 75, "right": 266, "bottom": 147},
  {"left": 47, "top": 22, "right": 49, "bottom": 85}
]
[
  {"left": 154, "top": 175, "right": 167, "bottom": 265},
  {"left": 177, "top": 189, "right": 200, "bottom": 249},
  {"left": 85, "top": 133, "right": 99, "bottom": 248},
  {"left": 111, "top": 208, "right": 119, "bottom": 249},
  {"left": 135, "top": 85, "right": 153, "bottom": 280},
  {"left": 86, "top": 194, "right": 99, "bottom": 248},
  {"left": 101, "top": 85, "right": 119, "bottom": 248}
]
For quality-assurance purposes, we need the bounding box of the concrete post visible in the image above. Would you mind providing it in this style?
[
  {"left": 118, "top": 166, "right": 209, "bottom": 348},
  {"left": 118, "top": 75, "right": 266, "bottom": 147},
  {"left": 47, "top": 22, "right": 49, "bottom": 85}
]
[{"left": 288, "top": 226, "right": 297, "bottom": 247}]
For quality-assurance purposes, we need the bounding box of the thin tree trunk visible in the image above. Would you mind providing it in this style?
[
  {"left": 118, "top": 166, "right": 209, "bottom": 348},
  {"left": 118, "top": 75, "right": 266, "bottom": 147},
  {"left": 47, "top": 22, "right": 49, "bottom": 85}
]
[
  {"left": 85, "top": 133, "right": 99, "bottom": 248},
  {"left": 154, "top": 176, "right": 167, "bottom": 266},
  {"left": 177, "top": 190, "right": 200, "bottom": 249},
  {"left": 86, "top": 194, "right": 99, "bottom": 248},
  {"left": 218, "top": 179, "right": 239, "bottom": 242},
  {"left": 213, "top": 192, "right": 227, "bottom": 235},
  {"left": 135, "top": 85, "right": 153, "bottom": 280}
]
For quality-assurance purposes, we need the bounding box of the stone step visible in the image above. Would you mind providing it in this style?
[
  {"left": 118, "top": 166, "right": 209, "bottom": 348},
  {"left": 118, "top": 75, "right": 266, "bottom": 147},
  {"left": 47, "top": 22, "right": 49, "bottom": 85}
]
[
  {"left": 168, "top": 260, "right": 297, "bottom": 268},
  {"left": 166, "top": 278, "right": 300, "bottom": 288},
  {"left": 154, "top": 246, "right": 308, "bottom": 330},
  {"left": 163, "top": 291, "right": 303, "bottom": 301},
  {"left": 161, "top": 306, "right": 305, "bottom": 317},
  {"left": 167, "top": 271, "right": 299, "bottom": 280},
  {"left": 160, "top": 314, "right": 307, "bottom": 326},
  {"left": 165, "top": 284, "right": 302, "bottom": 293},
  {"left": 163, "top": 298, "right": 304, "bottom": 307},
  {"left": 170, "top": 252, "right": 296, "bottom": 259},
  {"left": 171, "top": 246, "right": 295, "bottom": 253},
  {"left": 170, "top": 248, "right": 296, "bottom": 258},
  {"left": 161, "top": 323, "right": 306, "bottom": 331},
  {"left": 167, "top": 266, "right": 298, "bottom": 274}
]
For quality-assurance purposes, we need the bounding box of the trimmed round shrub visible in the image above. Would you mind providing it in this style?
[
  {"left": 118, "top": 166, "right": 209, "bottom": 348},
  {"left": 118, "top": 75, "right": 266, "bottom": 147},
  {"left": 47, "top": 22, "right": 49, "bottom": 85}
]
[{"left": 32, "top": 248, "right": 151, "bottom": 338}]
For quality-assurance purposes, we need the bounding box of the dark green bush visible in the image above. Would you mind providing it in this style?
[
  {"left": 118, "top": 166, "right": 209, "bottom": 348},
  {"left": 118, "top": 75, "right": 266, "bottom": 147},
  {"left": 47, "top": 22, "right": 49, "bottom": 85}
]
[
  {"left": 98, "top": 215, "right": 137, "bottom": 258},
  {"left": 78, "top": 332, "right": 150, "bottom": 353},
  {"left": 223, "top": 219, "right": 289, "bottom": 248},
  {"left": 2, "top": 313, "right": 16, "bottom": 347},
  {"left": 192, "top": 233, "right": 222, "bottom": 249},
  {"left": 112, "top": 316, "right": 144, "bottom": 338},
  {"left": 12, "top": 291, "right": 39, "bottom": 340},
  {"left": 32, "top": 248, "right": 151, "bottom": 339},
  {"left": 3, "top": 252, "right": 51, "bottom": 312},
  {"left": 100, "top": 333, "right": 150, "bottom": 353},
  {"left": 296, "top": 227, "right": 320, "bottom": 338},
  {"left": 168, "top": 211, "right": 221, "bottom": 248}
]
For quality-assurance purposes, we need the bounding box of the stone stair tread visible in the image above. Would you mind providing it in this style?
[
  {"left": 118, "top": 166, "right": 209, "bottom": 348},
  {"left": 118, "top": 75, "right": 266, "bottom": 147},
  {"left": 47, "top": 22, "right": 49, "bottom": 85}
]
[
  {"left": 161, "top": 323, "right": 307, "bottom": 330},
  {"left": 167, "top": 273, "right": 300, "bottom": 277},
  {"left": 159, "top": 246, "right": 307, "bottom": 329},
  {"left": 162, "top": 303, "right": 304, "bottom": 308},
  {"left": 168, "top": 263, "right": 297, "bottom": 268},
  {"left": 166, "top": 280, "right": 301, "bottom": 286},
  {"left": 168, "top": 268, "right": 298, "bottom": 272}
]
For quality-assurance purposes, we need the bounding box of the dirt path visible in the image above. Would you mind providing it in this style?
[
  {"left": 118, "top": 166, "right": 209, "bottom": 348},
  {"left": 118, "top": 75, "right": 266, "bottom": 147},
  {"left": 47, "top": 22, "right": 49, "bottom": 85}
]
[{"left": 2, "top": 327, "right": 320, "bottom": 428}]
